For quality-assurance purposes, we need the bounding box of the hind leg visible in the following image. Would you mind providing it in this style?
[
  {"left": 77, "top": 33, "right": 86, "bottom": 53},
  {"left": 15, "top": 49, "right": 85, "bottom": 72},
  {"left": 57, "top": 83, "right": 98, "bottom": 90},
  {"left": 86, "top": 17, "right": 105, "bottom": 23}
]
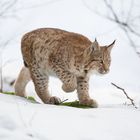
[
  {"left": 30, "top": 66, "right": 61, "bottom": 104},
  {"left": 14, "top": 67, "right": 31, "bottom": 97}
]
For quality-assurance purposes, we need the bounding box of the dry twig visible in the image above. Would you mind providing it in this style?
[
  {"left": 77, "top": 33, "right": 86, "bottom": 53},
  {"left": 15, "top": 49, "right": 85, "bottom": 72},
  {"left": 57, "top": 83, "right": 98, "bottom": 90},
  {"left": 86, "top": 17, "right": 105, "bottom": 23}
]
[
  {"left": 82, "top": 0, "right": 140, "bottom": 57},
  {"left": 60, "top": 99, "right": 68, "bottom": 104},
  {"left": 111, "top": 83, "right": 137, "bottom": 108}
]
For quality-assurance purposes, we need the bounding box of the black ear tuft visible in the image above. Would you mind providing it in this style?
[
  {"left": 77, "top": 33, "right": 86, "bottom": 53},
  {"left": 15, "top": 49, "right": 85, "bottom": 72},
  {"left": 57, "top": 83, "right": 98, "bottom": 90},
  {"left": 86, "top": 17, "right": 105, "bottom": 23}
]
[
  {"left": 95, "top": 38, "right": 97, "bottom": 43},
  {"left": 109, "top": 40, "right": 116, "bottom": 46},
  {"left": 107, "top": 40, "right": 116, "bottom": 52}
]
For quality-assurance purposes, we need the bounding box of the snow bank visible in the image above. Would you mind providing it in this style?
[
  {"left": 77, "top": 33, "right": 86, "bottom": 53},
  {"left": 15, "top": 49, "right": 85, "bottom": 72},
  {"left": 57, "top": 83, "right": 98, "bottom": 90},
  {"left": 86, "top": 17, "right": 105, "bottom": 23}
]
[{"left": 0, "top": 93, "right": 140, "bottom": 140}]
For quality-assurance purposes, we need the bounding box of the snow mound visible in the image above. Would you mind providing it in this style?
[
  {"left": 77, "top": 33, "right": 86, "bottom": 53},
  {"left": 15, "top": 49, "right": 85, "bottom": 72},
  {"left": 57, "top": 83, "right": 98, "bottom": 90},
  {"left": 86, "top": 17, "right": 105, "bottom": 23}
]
[{"left": 0, "top": 93, "right": 140, "bottom": 140}]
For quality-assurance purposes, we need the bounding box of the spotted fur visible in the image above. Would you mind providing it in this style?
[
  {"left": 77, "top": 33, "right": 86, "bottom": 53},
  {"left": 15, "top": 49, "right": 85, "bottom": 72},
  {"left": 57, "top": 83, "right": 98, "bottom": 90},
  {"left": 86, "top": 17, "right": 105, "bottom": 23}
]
[{"left": 14, "top": 28, "right": 115, "bottom": 107}]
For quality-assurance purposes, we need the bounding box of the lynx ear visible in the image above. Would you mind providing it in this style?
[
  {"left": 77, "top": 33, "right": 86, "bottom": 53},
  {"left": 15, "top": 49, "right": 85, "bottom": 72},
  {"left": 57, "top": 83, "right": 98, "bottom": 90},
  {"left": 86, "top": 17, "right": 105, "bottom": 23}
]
[
  {"left": 92, "top": 38, "right": 100, "bottom": 51},
  {"left": 107, "top": 40, "right": 116, "bottom": 52},
  {"left": 83, "top": 38, "right": 100, "bottom": 57}
]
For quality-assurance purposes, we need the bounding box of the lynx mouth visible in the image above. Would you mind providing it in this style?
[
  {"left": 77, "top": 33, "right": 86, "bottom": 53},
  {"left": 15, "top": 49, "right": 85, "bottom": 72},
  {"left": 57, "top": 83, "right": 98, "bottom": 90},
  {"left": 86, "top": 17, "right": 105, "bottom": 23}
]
[{"left": 99, "top": 70, "right": 109, "bottom": 74}]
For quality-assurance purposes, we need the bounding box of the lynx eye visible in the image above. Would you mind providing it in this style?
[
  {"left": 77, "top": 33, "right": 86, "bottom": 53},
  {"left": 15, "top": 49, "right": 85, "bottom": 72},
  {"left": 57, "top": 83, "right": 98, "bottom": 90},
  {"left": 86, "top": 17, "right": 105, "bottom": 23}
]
[{"left": 100, "top": 60, "right": 104, "bottom": 64}]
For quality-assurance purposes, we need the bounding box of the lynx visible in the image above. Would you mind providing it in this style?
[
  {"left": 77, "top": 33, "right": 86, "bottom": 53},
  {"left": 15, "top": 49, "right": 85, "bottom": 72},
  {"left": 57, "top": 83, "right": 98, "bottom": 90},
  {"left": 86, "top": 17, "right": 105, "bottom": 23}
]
[{"left": 14, "top": 28, "right": 115, "bottom": 107}]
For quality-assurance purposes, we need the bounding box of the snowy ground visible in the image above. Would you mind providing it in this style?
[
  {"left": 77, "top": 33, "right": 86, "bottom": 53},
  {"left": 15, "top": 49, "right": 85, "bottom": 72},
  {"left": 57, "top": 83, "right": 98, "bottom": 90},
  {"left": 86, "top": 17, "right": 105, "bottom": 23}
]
[
  {"left": 0, "top": 89, "right": 140, "bottom": 140},
  {"left": 0, "top": 0, "right": 140, "bottom": 140}
]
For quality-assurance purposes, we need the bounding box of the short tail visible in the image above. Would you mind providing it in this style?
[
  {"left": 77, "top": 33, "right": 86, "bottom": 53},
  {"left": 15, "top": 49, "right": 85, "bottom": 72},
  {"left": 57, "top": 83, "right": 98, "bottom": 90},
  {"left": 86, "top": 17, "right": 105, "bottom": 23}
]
[{"left": 14, "top": 66, "right": 31, "bottom": 97}]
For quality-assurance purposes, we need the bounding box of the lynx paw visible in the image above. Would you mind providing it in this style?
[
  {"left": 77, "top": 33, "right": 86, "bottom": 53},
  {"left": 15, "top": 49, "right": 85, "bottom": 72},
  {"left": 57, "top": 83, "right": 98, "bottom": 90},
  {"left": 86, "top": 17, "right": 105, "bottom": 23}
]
[
  {"left": 46, "top": 96, "right": 61, "bottom": 105},
  {"left": 62, "top": 83, "right": 77, "bottom": 93},
  {"left": 80, "top": 98, "right": 98, "bottom": 108}
]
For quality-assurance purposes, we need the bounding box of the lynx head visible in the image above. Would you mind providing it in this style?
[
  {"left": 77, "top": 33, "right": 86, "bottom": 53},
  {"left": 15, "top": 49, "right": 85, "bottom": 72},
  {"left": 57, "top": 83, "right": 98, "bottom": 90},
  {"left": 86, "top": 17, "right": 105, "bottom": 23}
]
[{"left": 84, "top": 39, "right": 115, "bottom": 75}]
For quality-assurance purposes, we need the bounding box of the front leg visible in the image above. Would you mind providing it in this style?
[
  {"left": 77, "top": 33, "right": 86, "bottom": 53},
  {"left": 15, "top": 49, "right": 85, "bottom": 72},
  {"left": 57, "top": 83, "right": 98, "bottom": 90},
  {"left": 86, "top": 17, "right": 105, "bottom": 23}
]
[
  {"left": 51, "top": 63, "right": 77, "bottom": 92},
  {"left": 77, "top": 76, "right": 98, "bottom": 108},
  {"left": 61, "top": 72, "right": 77, "bottom": 92}
]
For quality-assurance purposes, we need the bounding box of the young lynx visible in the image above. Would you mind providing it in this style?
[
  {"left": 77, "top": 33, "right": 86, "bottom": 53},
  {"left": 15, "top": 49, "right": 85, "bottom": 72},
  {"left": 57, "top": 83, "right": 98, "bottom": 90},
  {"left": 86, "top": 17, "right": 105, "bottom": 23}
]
[{"left": 14, "top": 28, "right": 115, "bottom": 107}]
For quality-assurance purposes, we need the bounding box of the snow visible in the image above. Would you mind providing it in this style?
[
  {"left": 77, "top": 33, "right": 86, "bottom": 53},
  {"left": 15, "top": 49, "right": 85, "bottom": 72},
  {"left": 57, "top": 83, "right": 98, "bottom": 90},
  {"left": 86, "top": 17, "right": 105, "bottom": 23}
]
[
  {"left": 1, "top": 0, "right": 140, "bottom": 139},
  {"left": 0, "top": 92, "right": 140, "bottom": 140}
]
